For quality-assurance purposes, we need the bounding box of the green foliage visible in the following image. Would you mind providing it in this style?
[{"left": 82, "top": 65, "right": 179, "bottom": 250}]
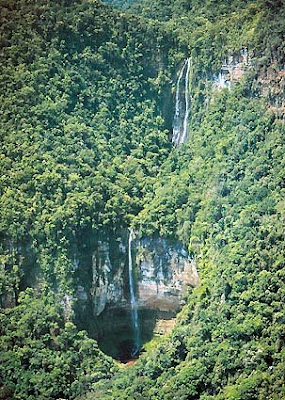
[
  {"left": 0, "top": 0, "right": 176, "bottom": 297},
  {"left": 101, "top": 89, "right": 285, "bottom": 399},
  {"left": 0, "top": 0, "right": 284, "bottom": 399},
  {"left": 103, "top": 0, "right": 137, "bottom": 10},
  {"left": 0, "top": 288, "right": 115, "bottom": 399}
]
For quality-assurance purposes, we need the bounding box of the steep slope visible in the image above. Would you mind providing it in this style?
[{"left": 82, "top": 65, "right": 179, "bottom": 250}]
[
  {"left": 0, "top": 0, "right": 284, "bottom": 399},
  {"left": 89, "top": 0, "right": 285, "bottom": 399},
  {"left": 0, "top": 0, "right": 177, "bottom": 397},
  {"left": 0, "top": 0, "right": 177, "bottom": 303},
  {"left": 95, "top": 89, "right": 285, "bottom": 400},
  {"left": 0, "top": 289, "right": 115, "bottom": 399}
]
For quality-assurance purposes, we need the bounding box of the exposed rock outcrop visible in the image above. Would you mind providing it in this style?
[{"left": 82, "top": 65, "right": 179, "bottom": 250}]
[
  {"left": 90, "top": 236, "right": 126, "bottom": 316},
  {"left": 77, "top": 231, "right": 199, "bottom": 317},
  {"left": 136, "top": 236, "right": 199, "bottom": 311},
  {"left": 213, "top": 48, "right": 251, "bottom": 90}
]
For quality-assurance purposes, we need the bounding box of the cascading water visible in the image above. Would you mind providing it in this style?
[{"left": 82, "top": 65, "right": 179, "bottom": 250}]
[
  {"left": 172, "top": 59, "right": 187, "bottom": 145},
  {"left": 181, "top": 57, "right": 191, "bottom": 143},
  {"left": 91, "top": 232, "right": 197, "bottom": 361},
  {"left": 172, "top": 57, "right": 191, "bottom": 146},
  {"left": 128, "top": 228, "right": 140, "bottom": 356}
]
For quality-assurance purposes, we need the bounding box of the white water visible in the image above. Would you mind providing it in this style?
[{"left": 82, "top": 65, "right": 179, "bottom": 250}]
[
  {"left": 172, "top": 57, "right": 191, "bottom": 146},
  {"left": 128, "top": 228, "right": 140, "bottom": 356},
  {"left": 213, "top": 70, "right": 231, "bottom": 90},
  {"left": 172, "top": 59, "right": 187, "bottom": 145},
  {"left": 181, "top": 57, "right": 191, "bottom": 144}
]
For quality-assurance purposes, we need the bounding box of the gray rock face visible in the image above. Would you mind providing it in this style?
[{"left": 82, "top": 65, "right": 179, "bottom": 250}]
[
  {"left": 136, "top": 237, "right": 199, "bottom": 312},
  {"left": 80, "top": 231, "right": 199, "bottom": 316},
  {"left": 213, "top": 48, "right": 251, "bottom": 90},
  {"left": 90, "top": 237, "right": 126, "bottom": 316}
]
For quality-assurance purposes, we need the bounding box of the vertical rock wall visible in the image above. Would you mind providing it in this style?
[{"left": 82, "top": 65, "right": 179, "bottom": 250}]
[
  {"left": 75, "top": 231, "right": 199, "bottom": 316},
  {"left": 136, "top": 237, "right": 199, "bottom": 311}
]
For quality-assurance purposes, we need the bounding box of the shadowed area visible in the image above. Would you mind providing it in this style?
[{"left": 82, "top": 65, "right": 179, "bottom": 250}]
[{"left": 93, "top": 306, "right": 176, "bottom": 361}]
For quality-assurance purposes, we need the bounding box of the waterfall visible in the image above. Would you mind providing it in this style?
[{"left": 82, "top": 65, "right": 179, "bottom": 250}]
[
  {"left": 172, "top": 57, "right": 191, "bottom": 146},
  {"left": 172, "top": 59, "right": 187, "bottom": 145},
  {"left": 128, "top": 228, "right": 140, "bottom": 356},
  {"left": 181, "top": 57, "right": 191, "bottom": 144}
]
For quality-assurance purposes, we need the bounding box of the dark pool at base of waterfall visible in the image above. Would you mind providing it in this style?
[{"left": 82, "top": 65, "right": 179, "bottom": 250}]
[{"left": 92, "top": 307, "right": 176, "bottom": 362}]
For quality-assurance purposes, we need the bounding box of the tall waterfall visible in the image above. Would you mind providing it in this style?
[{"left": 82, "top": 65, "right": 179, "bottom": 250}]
[
  {"left": 128, "top": 228, "right": 140, "bottom": 356},
  {"left": 172, "top": 57, "right": 191, "bottom": 146}
]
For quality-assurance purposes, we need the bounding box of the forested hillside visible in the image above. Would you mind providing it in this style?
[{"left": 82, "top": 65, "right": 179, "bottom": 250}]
[
  {"left": 95, "top": 90, "right": 285, "bottom": 400},
  {"left": 103, "top": 0, "right": 136, "bottom": 10},
  {"left": 0, "top": 0, "right": 178, "bottom": 302},
  {"left": 0, "top": 0, "right": 177, "bottom": 397},
  {"left": 0, "top": 0, "right": 284, "bottom": 399}
]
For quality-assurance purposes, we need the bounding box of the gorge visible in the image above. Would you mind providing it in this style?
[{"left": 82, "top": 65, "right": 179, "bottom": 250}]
[
  {"left": 74, "top": 229, "right": 199, "bottom": 360},
  {"left": 0, "top": 0, "right": 284, "bottom": 399}
]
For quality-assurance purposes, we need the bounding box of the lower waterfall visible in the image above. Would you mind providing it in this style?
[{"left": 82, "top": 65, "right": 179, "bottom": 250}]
[
  {"left": 128, "top": 228, "right": 140, "bottom": 356},
  {"left": 85, "top": 232, "right": 198, "bottom": 362}
]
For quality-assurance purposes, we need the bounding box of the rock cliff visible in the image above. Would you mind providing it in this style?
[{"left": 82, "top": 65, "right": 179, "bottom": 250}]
[{"left": 75, "top": 231, "right": 199, "bottom": 317}]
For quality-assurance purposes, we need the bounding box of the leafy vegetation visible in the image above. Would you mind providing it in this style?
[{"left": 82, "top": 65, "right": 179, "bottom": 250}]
[
  {"left": 0, "top": 0, "right": 178, "bottom": 302},
  {"left": 0, "top": 289, "right": 115, "bottom": 399},
  {"left": 96, "top": 87, "right": 285, "bottom": 399},
  {"left": 0, "top": 0, "right": 284, "bottom": 398},
  {"left": 102, "top": 0, "right": 137, "bottom": 10}
]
